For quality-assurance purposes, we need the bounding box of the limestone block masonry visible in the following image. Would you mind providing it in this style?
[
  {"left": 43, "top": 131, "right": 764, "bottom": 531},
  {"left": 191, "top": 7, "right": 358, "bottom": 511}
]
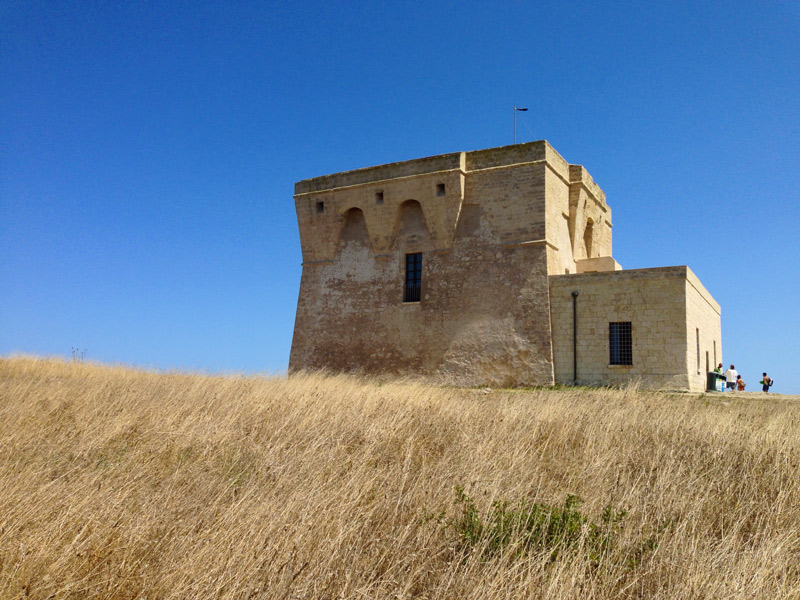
[
  {"left": 290, "top": 141, "right": 722, "bottom": 391},
  {"left": 549, "top": 267, "right": 721, "bottom": 392}
]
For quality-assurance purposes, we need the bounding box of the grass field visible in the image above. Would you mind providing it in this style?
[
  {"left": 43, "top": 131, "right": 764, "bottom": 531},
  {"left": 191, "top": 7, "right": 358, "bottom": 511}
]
[{"left": 1, "top": 356, "right": 799, "bottom": 599}]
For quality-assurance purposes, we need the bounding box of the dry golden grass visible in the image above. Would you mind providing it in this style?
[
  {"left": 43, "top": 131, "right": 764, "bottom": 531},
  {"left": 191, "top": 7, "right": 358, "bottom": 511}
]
[{"left": 1, "top": 356, "right": 799, "bottom": 599}]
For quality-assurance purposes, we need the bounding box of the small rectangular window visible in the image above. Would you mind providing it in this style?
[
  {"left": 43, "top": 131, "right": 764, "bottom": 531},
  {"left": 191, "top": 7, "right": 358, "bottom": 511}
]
[
  {"left": 316, "top": 201, "right": 325, "bottom": 213},
  {"left": 404, "top": 253, "right": 422, "bottom": 303},
  {"left": 436, "top": 183, "right": 446, "bottom": 196},
  {"left": 609, "top": 322, "right": 632, "bottom": 365},
  {"left": 375, "top": 191, "right": 384, "bottom": 204}
]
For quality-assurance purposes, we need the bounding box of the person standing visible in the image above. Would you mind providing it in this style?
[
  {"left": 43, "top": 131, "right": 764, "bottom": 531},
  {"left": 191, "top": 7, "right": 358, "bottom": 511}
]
[
  {"left": 760, "top": 373, "right": 773, "bottom": 393},
  {"left": 714, "top": 363, "right": 723, "bottom": 374},
  {"left": 736, "top": 375, "right": 746, "bottom": 391},
  {"left": 724, "top": 365, "right": 738, "bottom": 391}
]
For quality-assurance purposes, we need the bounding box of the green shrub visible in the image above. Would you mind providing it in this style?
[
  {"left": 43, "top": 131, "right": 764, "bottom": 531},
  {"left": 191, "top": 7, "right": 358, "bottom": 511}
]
[{"left": 447, "top": 487, "right": 629, "bottom": 563}]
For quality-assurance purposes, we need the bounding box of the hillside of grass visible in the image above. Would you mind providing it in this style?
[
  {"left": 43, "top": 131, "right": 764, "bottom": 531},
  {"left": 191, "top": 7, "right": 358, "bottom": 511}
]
[{"left": 1, "top": 357, "right": 799, "bottom": 599}]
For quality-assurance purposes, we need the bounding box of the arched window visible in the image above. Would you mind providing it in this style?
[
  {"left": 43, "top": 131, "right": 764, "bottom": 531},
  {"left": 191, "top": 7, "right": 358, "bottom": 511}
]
[
  {"left": 583, "top": 219, "right": 594, "bottom": 258},
  {"left": 338, "top": 207, "right": 371, "bottom": 250},
  {"left": 394, "top": 200, "right": 430, "bottom": 246}
]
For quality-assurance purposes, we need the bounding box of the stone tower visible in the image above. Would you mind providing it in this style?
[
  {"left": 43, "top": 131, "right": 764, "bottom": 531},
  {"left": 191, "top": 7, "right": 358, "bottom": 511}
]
[{"left": 290, "top": 141, "right": 721, "bottom": 391}]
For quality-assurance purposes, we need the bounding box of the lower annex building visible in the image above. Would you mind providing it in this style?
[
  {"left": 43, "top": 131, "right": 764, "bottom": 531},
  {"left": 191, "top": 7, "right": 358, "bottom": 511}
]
[{"left": 289, "top": 141, "right": 721, "bottom": 392}]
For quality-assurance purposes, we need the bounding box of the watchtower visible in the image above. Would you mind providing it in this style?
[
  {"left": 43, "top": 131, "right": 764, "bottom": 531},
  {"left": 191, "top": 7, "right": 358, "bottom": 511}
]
[{"left": 290, "top": 141, "right": 720, "bottom": 391}]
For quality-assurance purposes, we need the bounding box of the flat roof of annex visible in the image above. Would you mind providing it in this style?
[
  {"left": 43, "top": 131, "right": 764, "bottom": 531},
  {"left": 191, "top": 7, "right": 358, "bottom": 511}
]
[
  {"left": 549, "top": 265, "right": 721, "bottom": 314},
  {"left": 294, "top": 140, "right": 605, "bottom": 203}
]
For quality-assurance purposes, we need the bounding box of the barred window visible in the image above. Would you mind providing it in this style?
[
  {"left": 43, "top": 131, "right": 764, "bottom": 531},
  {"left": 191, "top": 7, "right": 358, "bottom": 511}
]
[
  {"left": 404, "top": 253, "right": 422, "bottom": 303},
  {"left": 609, "top": 322, "right": 632, "bottom": 365}
]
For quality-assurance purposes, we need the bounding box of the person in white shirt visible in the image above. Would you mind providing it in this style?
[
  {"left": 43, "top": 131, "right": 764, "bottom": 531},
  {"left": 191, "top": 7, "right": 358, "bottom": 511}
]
[{"left": 724, "top": 365, "right": 738, "bottom": 391}]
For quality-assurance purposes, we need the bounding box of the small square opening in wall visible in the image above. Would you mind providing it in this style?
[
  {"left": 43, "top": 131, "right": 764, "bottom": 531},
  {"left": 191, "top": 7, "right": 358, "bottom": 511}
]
[
  {"left": 436, "top": 183, "right": 446, "bottom": 196},
  {"left": 375, "top": 191, "right": 384, "bottom": 204},
  {"left": 316, "top": 201, "right": 325, "bottom": 213}
]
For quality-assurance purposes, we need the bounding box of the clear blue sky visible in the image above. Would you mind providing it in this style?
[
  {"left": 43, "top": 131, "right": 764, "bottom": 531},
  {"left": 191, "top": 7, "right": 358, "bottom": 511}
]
[{"left": 2, "top": 1, "right": 798, "bottom": 392}]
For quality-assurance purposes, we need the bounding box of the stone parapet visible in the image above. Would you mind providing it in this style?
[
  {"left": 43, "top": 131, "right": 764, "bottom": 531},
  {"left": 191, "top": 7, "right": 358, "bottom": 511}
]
[
  {"left": 295, "top": 152, "right": 464, "bottom": 195},
  {"left": 464, "top": 141, "right": 547, "bottom": 171},
  {"left": 295, "top": 141, "right": 594, "bottom": 196},
  {"left": 552, "top": 265, "right": 691, "bottom": 285},
  {"left": 575, "top": 256, "right": 622, "bottom": 273},
  {"left": 568, "top": 164, "right": 606, "bottom": 205}
]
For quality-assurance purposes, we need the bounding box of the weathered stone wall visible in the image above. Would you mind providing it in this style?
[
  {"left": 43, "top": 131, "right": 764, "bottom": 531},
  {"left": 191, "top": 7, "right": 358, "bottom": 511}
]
[
  {"left": 289, "top": 241, "right": 554, "bottom": 387},
  {"left": 548, "top": 267, "right": 721, "bottom": 391},
  {"left": 294, "top": 164, "right": 465, "bottom": 263},
  {"left": 544, "top": 162, "right": 577, "bottom": 275},
  {"left": 291, "top": 142, "right": 565, "bottom": 386},
  {"left": 567, "top": 166, "right": 613, "bottom": 263},
  {"left": 684, "top": 268, "right": 723, "bottom": 392}
]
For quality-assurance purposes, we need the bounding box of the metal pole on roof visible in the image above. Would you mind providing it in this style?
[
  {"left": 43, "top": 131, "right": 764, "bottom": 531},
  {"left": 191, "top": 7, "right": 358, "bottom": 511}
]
[{"left": 514, "top": 106, "right": 528, "bottom": 144}]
